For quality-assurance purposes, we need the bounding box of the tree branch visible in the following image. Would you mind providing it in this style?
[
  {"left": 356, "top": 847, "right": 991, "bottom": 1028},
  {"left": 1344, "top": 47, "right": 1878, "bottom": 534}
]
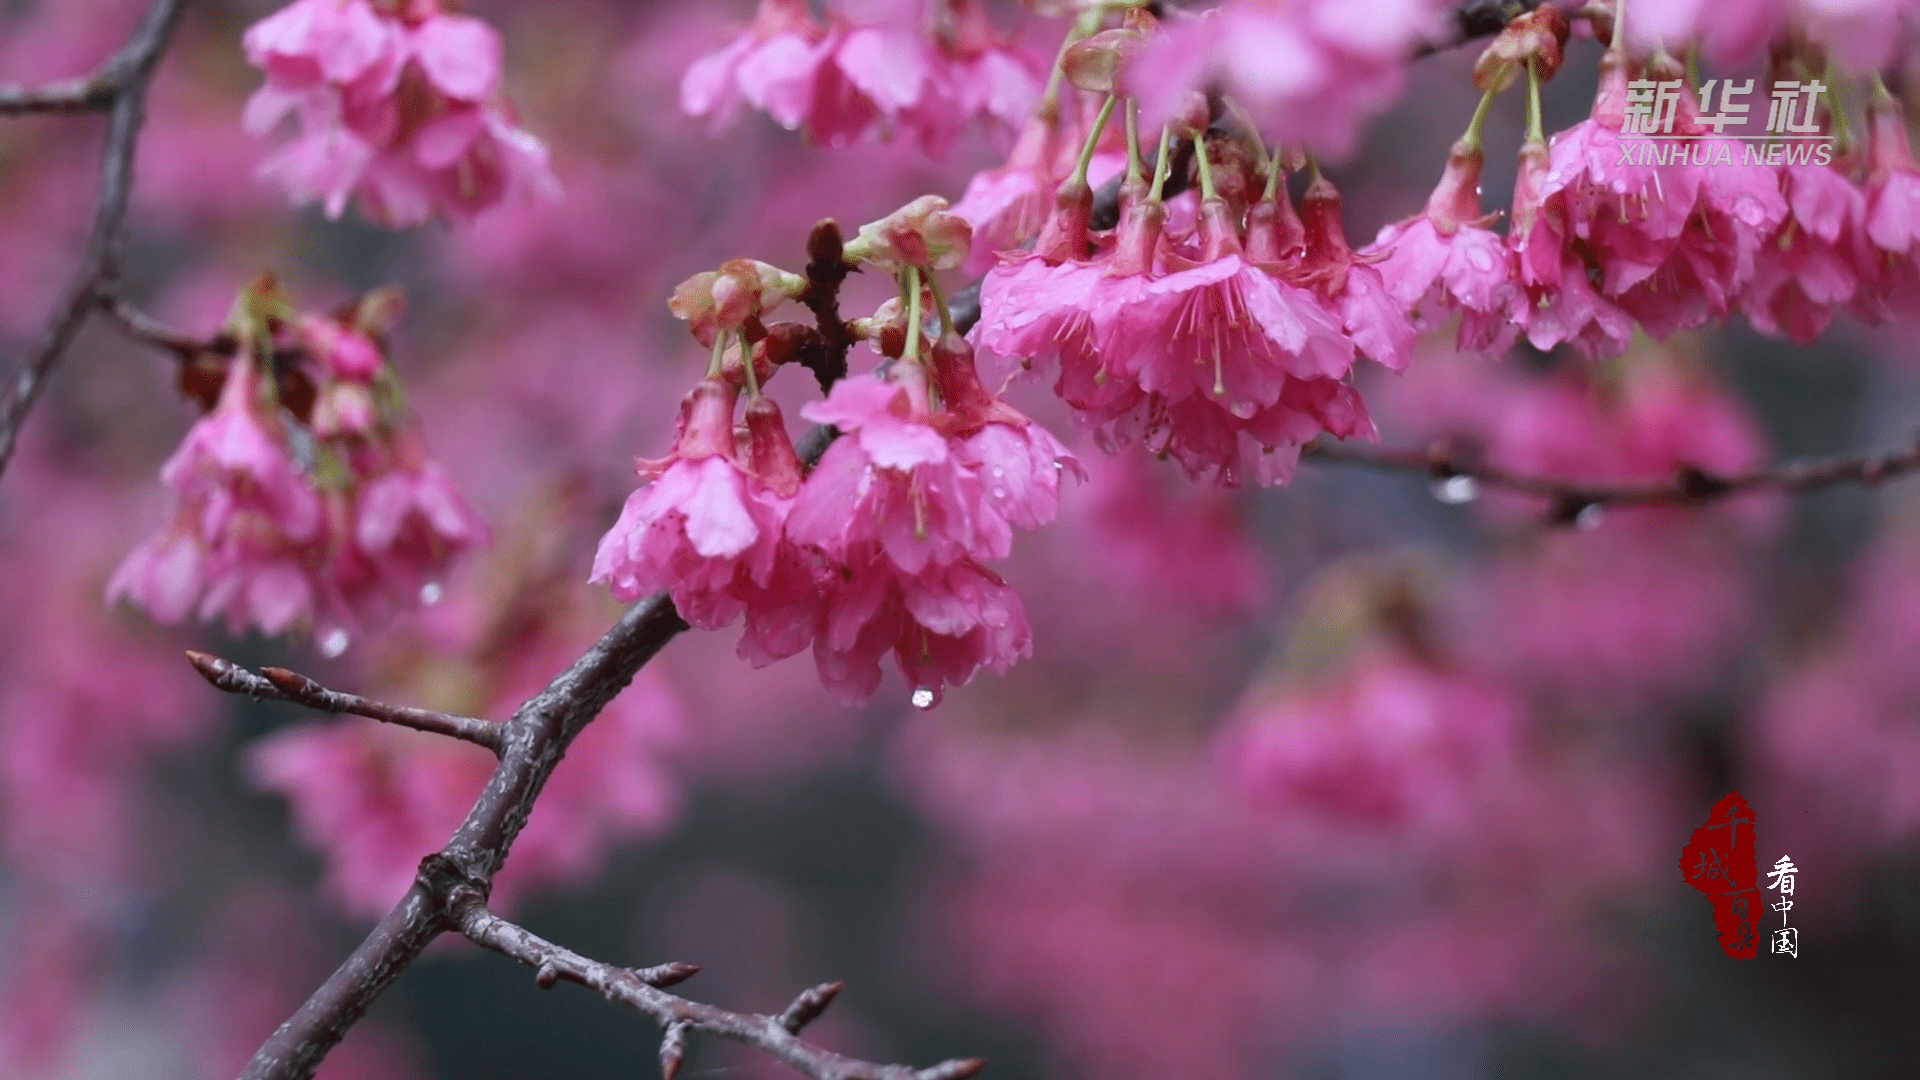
[
  {"left": 185, "top": 651, "right": 504, "bottom": 753},
  {"left": 1303, "top": 431, "right": 1920, "bottom": 517},
  {"left": 450, "top": 891, "right": 983, "bottom": 1080},
  {"left": 0, "top": 0, "right": 188, "bottom": 481}
]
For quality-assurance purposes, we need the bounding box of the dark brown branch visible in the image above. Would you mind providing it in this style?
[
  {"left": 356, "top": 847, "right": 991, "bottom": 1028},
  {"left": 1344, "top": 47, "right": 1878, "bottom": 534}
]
[
  {"left": 1415, "top": 0, "right": 1544, "bottom": 58},
  {"left": 451, "top": 893, "right": 982, "bottom": 1080},
  {"left": 185, "top": 651, "right": 504, "bottom": 753},
  {"left": 0, "top": 0, "right": 187, "bottom": 481},
  {"left": 1303, "top": 430, "right": 1920, "bottom": 514}
]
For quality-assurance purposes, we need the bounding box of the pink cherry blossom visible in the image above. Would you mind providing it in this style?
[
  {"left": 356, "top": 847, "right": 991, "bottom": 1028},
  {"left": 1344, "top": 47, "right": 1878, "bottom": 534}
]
[
  {"left": 591, "top": 379, "right": 786, "bottom": 629},
  {"left": 1364, "top": 140, "right": 1521, "bottom": 353},
  {"left": 1853, "top": 89, "right": 1920, "bottom": 320},
  {"left": 108, "top": 348, "right": 330, "bottom": 639},
  {"left": 789, "top": 366, "right": 1010, "bottom": 574},
  {"left": 1744, "top": 164, "right": 1869, "bottom": 343}
]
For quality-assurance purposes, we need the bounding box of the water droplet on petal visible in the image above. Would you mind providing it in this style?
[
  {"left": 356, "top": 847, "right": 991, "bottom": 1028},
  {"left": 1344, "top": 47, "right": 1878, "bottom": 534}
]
[
  {"left": 992, "top": 487, "right": 1006, "bottom": 499},
  {"left": 911, "top": 687, "right": 936, "bottom": 709},
  {"left": 1575, "top": 503, "right": 1606, "bottom": 530},
  {"left": 1230, "top": 401, "right": 1257, "bottom": 419},
  {"left": 319, "top": 629, "right": 350, "bottom": 658},
  {"left": 1431, "top": 475, "right": 1480, "bottom": 505},
  {"left": 990, "top": 466, "right": 1005, "bottom": 477},
  {"left": 420, "top": 582, "right": 444, "bottom": 605}
]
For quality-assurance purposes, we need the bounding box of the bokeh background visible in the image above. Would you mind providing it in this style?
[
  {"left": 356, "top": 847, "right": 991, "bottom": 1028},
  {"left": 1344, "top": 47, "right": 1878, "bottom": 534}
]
[{"left": 4, "top": 1, "right": 1920, "bottom": 1078}]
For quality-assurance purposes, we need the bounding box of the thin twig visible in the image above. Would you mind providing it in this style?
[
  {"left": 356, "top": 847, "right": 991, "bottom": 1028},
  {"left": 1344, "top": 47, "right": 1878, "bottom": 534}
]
[
  {"left": 0, "top": 0, "right": 188, "bottom": 481},
  {"left": 452, "top": 893, "right": 983, "bottom": 1080},
  {"left": 99, "top": 292, "right": 223, "bottom": 357},
  {"left": 0, "top": 76, "right": 119, "bottom": 115},
  {"left": 186, "top": 651, "right": 504, "bottom": 753},
  {"left": 1304, "top": 431, "right": 1920, "bottom": 516}
]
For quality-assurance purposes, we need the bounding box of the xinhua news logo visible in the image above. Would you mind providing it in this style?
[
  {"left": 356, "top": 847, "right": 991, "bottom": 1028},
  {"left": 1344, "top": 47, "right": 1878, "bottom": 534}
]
[{"left": 1618, "top": 78, "right": 1835, "bottom": 167}]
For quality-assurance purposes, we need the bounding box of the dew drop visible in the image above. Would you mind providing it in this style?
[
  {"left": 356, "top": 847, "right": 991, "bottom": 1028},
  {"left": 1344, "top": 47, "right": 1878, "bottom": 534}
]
[
  {"left": 1575, "top": 503, "right": 1606, "bottom": 530},
  {"left": 992, "top": 487, "right": 1006, "bottom": 499},
  {"left": 911, "top": 687, "right": 936, "bottom": 709},
  {"left": 1229, "top": 401, "right": 1257, "bottom": 419},
  {"left": 319, "top": 628, "right": 350, "bottom": 658},
  {"left": 420, "top": 581, "right": 444, "bottom": 605},
  {"left": 1431, "top": 475, "right": 1480, "bottom": 505},
  {"left": 990, "top": 466, "right": 1005, "bottom": 478}
]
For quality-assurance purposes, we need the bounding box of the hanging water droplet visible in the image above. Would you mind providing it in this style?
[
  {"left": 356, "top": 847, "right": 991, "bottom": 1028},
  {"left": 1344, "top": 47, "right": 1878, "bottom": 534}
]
[
  {"left": 1575, "top": 503, "right": 1606, "bottom": 530},
  {"left": 1431, "top": 475, "right": 1480, "bottom": 505},
  {"left": 992, "top": 487, "right": 1006, "bottom": 499},
  {"left": 910, "top": 687, "right": 936, "bottom": 709},
  {"left": 1230, "top": 401, "right": 1257, "bottom": 419},
  {"left": 990, "top": 466, "right": 1005, "bottom": 478},
  {"left": 319, "top": 628, "right": 350, "bottom": 658},
  {"left": 419, "top": 581, "right": 444, "bottom": 605}
]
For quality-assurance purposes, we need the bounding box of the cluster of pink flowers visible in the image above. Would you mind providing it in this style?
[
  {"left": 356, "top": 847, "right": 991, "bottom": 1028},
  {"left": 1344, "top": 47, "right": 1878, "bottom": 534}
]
[
  {"left": 109, "top": 282, "right": 485, "bottom": 654},
  {"left": 682, "top": 0, "right": 1041, "bottom": 153},
  {"left": 1368, "top": 9, "right": 1920, "bottom": 357},
  {"left": 594, "top": 200, "right": 1077, "bottom": 705},
  {"left": 971, "top": 38, "right": 1407, "bottom": 486},
  {"left": 1627, "top": 0, "right": 1918, "bottom": 70},
  {"left": 242, "top": 0, "right": 558, "bottom": 227}
]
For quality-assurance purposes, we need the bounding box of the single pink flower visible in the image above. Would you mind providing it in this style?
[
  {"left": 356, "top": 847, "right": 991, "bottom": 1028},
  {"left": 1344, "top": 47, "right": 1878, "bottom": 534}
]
[
  {"left": 591, "top": 379, "right": 785, "bottom": 629},
  {"left": 789, "top": 365, "right": 1009, "bottom": 573},
  {"left": 1290, "top": 172, "right": 1417, "bottom": 371},
  {"left": 1854, "top": 90, "right": 1920, "bottom": 320},
  {"left": 109, "top": 348, "right": 329, "bottom": 639},
  {"left": 1364, "top": 141, "right": 1521, "bottom": 353},
  {"left": 1744, "top": 164, "right": 1868, "bottom": 343}
]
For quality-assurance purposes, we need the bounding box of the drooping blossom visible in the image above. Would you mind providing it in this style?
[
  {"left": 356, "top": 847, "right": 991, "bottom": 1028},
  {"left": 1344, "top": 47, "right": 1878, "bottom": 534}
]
[
  {"left": 110, "top": 285, "right": 486, "bottom": 651},
  {"left": 108, "top": 340, "right": 330, "bottom": 639},
  {"left": 242, "top": 0, "right": 559, "bottom": 227},
  {"left": 786, "top": 366, "right": 1027, "bottom": 704},
  {"left": 590, "top": 378, "right": 788, "bottom": 629},
  {"left": 1852, "top": 86, "right": 1920, "bottom": 320},
  {"left": 1364, "top": 126, "right": 1522, "bottom": 352},
  {"left": 1743, "top": 163, "right": 1870, "bottom": 343}
]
